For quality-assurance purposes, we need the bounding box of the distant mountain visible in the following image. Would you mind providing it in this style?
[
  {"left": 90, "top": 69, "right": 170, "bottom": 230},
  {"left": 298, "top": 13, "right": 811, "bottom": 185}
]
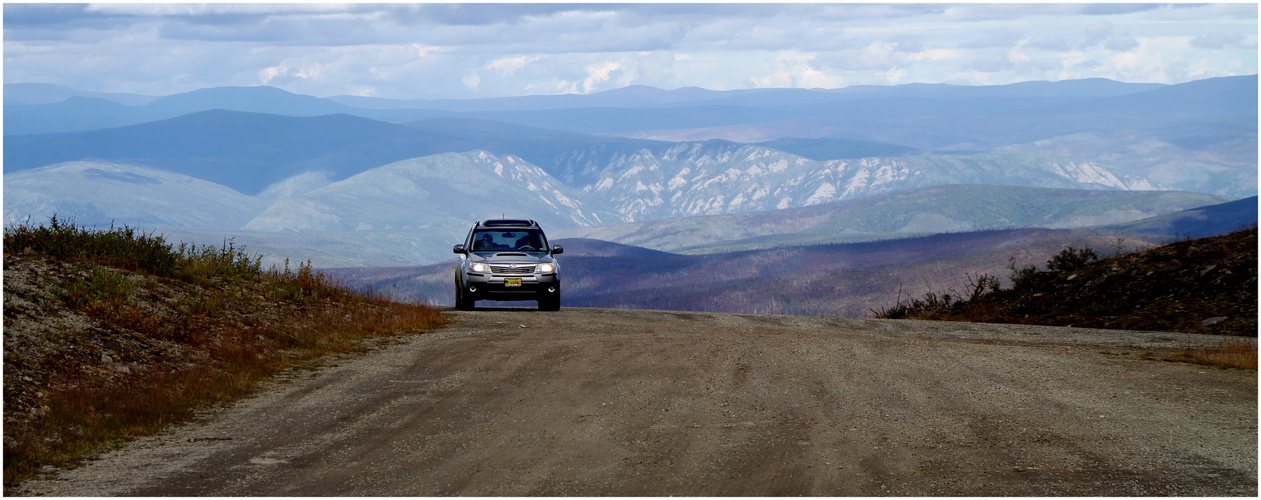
[
  {"left": 406, "top": 119, "right": 923, "bottom": 186},
  {"left": 998, "top": 131, "right": 1257, "bottom": 197},
  {"left": 1, "top": 155, "right": 611, "bottom": 268},
  {"left": 806, "top": 78, "right": 1165, "bottom": 101},
  {"left": 6, "top": 76, "right": 1253, "bottom": 198},
  {"left": 752, "top": 137, "right": 919, "bottom": 161},
  {"left": 144, "top": 86, "right": 356, "bottom": 117},
  {"left": 555, "top": 229, "right": 1164, "bottom": 316},
  {"left": 3, "top": 83, "right": 158, "bottom": 106},
  {"left": 0, "top": 77, "right": 1218, "bottom": 139},
  {"left": 4, "top": 97, "right": 143, "bottom": 137},
  {"left": 578, "top": 146, "right": 1167, "bottom": 221},
  {"left": 3, "top": 161, "right": 264, "bottom": 229},
  {"left": 330, "top": 85, "right": 768, "bottom": 112},
  {"left": 4, "top": 111, "right": 455, "bottom": 194},
  {"left": 543, "top": 238, "right": 677, "bottom": 258},
  {"left": 327, "top": 227, "right": 1174, "bottom": 316},
  {"left": 3, "top": 85, "right": 446, "bottom": 135},
  {"left": 4, "top": 160, "right": 1236, "bottom": 271},
  {"left": 243, "top": 151, "right": 610, "bottom": 232},
  {"left": 606, "top": 77, "right": 1257, "bottom": 194},
  {"left": 557, "top": 185, "right": 1231, "bottom": 252},
  {"left": 451, "top": 77, "right": 1244, "bottom": 144},
  {"left": 1104, "top": 196, "right": 1258, "bottom": 240},
  {"left": 4, "top": 77, "right": 1254, "bottom": 271},
  {"left": 7, "top": 109, "right": 1182, "bottom": 204},
  {"left": 404, "top": 117, "right": 671, "bottom": 187}
]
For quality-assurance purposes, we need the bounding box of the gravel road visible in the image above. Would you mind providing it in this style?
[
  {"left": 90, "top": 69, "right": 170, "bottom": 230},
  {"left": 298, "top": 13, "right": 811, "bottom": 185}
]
[{"left": 17, "top": 308, "right": 1257, "bottom": 496}]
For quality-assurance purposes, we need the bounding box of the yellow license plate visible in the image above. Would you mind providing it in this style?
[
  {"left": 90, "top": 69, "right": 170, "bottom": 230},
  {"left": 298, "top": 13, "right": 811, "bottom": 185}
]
[{"left": 505, "top": 278, "right": 523, "bottom": 287}]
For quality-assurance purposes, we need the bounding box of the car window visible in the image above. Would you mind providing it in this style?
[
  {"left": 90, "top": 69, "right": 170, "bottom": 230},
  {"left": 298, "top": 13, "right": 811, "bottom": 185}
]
[{"left": 470, "top": 230, "right": 548, "bottom": 252}]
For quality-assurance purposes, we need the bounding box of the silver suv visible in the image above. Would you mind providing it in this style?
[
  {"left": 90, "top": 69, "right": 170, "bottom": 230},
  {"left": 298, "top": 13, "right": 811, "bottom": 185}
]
[{"left": 453, "top": 219, "right": 563, "bottom": 311}]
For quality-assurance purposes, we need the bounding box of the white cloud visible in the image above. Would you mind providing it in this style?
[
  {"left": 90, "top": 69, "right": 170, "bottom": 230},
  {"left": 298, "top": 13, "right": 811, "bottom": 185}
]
[
  {"left": 260, "top": 65, "right": 285, "bottom": 85},
  {"left": 860, "top": 41, "right": 898, "bottom": 69},
  {"left": 1109, "top": 37, "right": 1201, "bottom": 82},
  {"left": 488, "top": 55, "right": 542, "bottom": 75},
  {"left": 3, "top": 3, "right": 1255, "bottom": 98},
  {"left": 909, "top": 49, "right": 964, "bottom": 62},
  {"left": 752, "top": 51, "right": 844, "bottom": 89},
  {"left": 583, "top": 61, "right": 623, "bottom": 93}
]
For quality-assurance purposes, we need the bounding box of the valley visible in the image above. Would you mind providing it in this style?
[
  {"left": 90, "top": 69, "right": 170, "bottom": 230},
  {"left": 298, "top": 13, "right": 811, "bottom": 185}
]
[
  {"left": 4, "top": 77, "right": 1256, "bottom": 320},
  {"left": 325, "top": 226, "right": 1192, "bottom": 317},
  {"left": 6, "top": 6, "right": 1256, "bottom": 497}
]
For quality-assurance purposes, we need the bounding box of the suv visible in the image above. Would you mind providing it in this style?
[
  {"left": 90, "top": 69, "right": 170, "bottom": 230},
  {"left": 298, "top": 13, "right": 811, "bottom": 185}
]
[{"left": 453, "top": 219, "right": 563, "bottom": 311}]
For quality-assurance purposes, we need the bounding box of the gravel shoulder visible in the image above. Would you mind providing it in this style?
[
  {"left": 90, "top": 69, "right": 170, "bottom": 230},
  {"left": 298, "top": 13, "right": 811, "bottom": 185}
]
[{"left": 17, "top": 308, "right": 1257, "bottom": 496}]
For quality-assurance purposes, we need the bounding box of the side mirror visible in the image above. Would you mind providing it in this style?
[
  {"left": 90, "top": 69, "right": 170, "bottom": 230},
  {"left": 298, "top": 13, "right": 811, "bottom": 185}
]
[
  {"left": 453, "top": 244, "right": 466, "bottom": 254},
  {"left": 551, "top": 245, "right": 564, "bottom": 255}
]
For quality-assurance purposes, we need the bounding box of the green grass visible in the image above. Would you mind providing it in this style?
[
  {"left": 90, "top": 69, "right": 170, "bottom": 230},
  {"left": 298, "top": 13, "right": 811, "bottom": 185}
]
[{"left": 7, "top": 215, "right": 182, "bottom": 275}]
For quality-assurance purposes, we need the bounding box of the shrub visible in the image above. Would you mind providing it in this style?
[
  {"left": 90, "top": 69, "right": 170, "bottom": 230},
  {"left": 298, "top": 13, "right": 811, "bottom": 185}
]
[
  {"left": 1045, "top": 246, "right": 1098, "bottom": 274},
  {"left": 3, "top": 218, "right": 446, "bottom": 486},
  {"left": 5, "top": 216, "right": 178, "bottom": 275}
]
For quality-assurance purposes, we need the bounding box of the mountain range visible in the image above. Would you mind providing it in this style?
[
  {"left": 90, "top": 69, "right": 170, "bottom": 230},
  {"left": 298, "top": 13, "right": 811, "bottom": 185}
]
[
  {"left": 7, "top": 76, "right": 1257, "bottom": 195},
  {"left": 328, "top": 196, "right": 1257, "bottom": 316},
  {"left": 555, "top": 185, "right": 1238, "bottom": 252},
  {"left": 3, "top": 76, "right": 1257, "bottom": 270}
]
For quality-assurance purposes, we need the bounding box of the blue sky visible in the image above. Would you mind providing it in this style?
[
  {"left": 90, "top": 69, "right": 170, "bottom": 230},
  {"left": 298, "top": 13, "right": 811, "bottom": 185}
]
[{"left": 4, "top": 3, "right": 1257, "bottom": 99}]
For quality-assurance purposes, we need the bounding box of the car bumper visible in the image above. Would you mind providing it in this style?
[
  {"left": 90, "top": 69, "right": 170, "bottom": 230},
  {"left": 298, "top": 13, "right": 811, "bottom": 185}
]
[{"left": 463, "top": 273, "right": 560, "bottom": 300}]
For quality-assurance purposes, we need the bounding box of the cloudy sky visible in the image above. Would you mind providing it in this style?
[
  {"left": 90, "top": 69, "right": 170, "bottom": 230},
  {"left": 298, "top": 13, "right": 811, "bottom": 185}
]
[{"left": 4, "top": 2, "right": 1257, "bottom": 99}]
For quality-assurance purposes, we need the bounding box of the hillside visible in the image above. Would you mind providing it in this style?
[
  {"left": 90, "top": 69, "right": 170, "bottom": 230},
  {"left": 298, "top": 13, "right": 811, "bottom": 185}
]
[
  {"left": 885, "top": 228, "right": 1258, "bottom": 337},
  {"left": 327, "top": 228, "right": 1175, "bottom": 317},
  {"left": 3, "top": 111, "right": 443, "bottom": 195},
  {"left": 3, "top": 161, "right": 267, "bottom": 229},
  {"left": 4, "top": 76, "right": 1255, "bottom": 269},
  {"left": 241, "top": 151, "right": 610, "bottom": 232},
  {"left": 1105, "top": 196, "right": 1258, "bottom": 240},
  {"left": 7, "top": 154, "right": 1230, "bottom": 268},
  {"left": 2, "top": 220, "right": 444, "bottom": 485},
  {"left": 557, "top": 185, "right": 1230, "bottom": 252},
  {"left": 5, "top": 76, "right": 1256, "bottom": 201}
]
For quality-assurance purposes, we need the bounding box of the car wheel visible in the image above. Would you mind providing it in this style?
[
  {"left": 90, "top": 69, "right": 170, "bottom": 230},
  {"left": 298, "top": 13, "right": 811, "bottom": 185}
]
[
  {"left": 455, "top": 276, "right": 474, "bottom": 311},
  {"left": 538, "top": 290, "right": 560, "bottom": 311}
]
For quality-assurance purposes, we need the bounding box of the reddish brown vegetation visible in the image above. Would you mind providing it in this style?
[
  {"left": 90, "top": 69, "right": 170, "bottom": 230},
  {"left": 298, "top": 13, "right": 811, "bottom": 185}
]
[{"left": 3, "top": 219, "right": 444, "bottom": 488}]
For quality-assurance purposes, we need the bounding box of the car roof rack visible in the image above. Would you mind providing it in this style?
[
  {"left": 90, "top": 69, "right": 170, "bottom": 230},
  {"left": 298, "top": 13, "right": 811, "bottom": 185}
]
[{"left": 480, "top": 219, "right": 537, "bottom": 228}]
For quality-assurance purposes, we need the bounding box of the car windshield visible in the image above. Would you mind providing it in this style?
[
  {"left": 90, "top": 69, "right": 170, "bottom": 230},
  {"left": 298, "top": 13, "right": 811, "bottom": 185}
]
[{"left": 470, "top": 229, "right": 549, "bottom": 253}]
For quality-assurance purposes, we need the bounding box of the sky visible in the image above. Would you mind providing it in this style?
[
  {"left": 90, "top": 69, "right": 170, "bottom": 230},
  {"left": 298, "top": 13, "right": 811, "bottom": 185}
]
[{"left": 3, "top": 2, "right": 1258, "bottom": 100}]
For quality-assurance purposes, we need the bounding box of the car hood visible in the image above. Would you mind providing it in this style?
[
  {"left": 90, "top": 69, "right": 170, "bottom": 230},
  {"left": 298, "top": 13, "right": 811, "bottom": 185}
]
[{"left": 469, "top": 251, "right": 555, "bottom": 264}]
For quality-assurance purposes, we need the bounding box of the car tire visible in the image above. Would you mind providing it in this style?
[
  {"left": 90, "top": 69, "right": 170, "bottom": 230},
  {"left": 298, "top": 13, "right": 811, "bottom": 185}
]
[
  {"left": 455, "top": 276, "right": 474, "bottom": 311},
  {"left": 538, "top": 290, "right": 560, "bottom": 311}
]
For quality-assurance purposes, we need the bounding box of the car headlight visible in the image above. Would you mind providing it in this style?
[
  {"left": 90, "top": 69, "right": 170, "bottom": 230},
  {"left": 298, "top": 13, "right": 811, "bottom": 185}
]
[
  {"left": 536, "top": 262, "right": 555, "bottom": 273},
  {"left": 469, "top": 262, "right": 489, "bottom": 273}
]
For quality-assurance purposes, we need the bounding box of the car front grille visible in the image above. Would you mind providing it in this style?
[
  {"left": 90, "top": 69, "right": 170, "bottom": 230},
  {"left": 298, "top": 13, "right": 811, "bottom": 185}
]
[{"left": 490, "top": 264, "right": 535, "bottom": 275}]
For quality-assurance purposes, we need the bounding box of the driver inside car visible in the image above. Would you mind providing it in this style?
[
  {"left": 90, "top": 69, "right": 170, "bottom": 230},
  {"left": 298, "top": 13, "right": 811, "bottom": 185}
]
[
  {"left": 474, "top": 233, "right": 496, "bottom": 251},
  {"left": 514, "top": 233, "right": 542, "bottom": 251}
]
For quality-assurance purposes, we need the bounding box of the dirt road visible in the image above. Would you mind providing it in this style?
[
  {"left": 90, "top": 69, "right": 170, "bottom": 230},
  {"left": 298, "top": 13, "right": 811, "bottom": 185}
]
[{"left": 18, "top": 308, "right": 1257, "bottom": 496}]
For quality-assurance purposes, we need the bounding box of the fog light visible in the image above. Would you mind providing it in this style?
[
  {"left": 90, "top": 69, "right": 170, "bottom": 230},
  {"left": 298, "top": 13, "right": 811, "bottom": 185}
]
[
  {"left": 547, "top": 285, "right": 558, "bottom": 293},
  {"left": 468, "top": 285, "right": 478, "bottom": 293}
]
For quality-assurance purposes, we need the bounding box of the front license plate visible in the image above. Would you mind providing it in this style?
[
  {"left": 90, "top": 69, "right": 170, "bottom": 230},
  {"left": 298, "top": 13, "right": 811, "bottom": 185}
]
[{"left": 504, "top": 278, "right": 523, "bottom": 287}]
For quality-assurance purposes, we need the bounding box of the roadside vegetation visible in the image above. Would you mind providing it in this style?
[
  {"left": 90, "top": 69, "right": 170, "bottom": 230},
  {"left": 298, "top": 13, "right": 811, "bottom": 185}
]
[
  {"left": 875, "top": 227, "right": 1258, "bottom": 368},
  {"left": 3, "top": 217, "right": 445, "bottom": 488}
]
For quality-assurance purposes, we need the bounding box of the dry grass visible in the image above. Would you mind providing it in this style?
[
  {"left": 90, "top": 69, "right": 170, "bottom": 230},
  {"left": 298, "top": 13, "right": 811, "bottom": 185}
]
[
  {"left": 3, "top": 218, "right": 445, "bottom": 487},
  {"left": 1164, "top": 337, "right": 1259, "bottom": 370},
  {"left": 9, "top": 299, "right": 444, "bottom": 484},
  {"left": 877, "top": 229, "right": 1258, "bottom": 338}
]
